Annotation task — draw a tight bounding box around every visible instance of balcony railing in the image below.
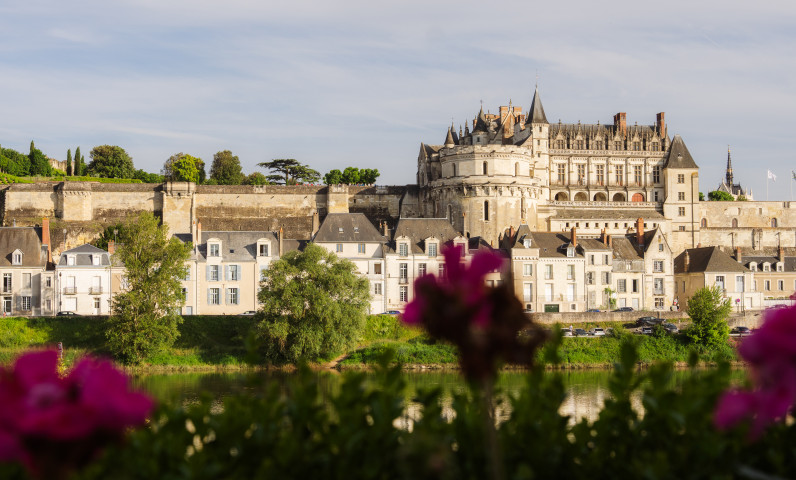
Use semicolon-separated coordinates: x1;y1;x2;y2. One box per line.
63;287;77;295
89;286;103;295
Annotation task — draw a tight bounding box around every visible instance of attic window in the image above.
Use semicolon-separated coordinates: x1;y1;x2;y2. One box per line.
338;227;344;233
92;255;100;266
523;239;531;248
209;243;220;257
12;252;21;265
567;247;575;258
398;243;408;257
354;227;359;233
67;255;75;266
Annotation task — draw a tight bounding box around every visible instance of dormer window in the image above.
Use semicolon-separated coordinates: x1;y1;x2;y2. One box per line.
338;227;344;233
398;243;408;257
427;242;437;257
750;262;757;272
354;227;359;233
67;255;76;266
763;263;771;272
209;243;220;257
566;246;575;258
523;239;531;248
777;263;784;272
258;242;270;257
92;255;101;266
11;250;22;265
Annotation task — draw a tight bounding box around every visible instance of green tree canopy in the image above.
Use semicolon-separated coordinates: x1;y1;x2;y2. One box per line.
258;159;320;185
685;285;732;349
324;169;343;185
256;243;370;362
74;147;83;176
341;167;360;184
28;144;53;176
133;169;165;183
209;150;244;185
87;145;135;179
708;190;734;201
0;147;31;176
66;149;73;176
163;153;205;183
106;213;191;364
698;192;704;201
359;168;379;184
243;172;269;185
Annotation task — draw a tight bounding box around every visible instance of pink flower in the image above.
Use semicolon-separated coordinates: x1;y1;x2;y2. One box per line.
714;304;796;436
0;350;154;477
402;245;547;381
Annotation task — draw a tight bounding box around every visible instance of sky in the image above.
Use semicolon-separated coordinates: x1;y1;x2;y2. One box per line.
1;0;795;199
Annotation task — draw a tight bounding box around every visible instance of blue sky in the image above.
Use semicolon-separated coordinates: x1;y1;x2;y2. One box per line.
1;0;795;199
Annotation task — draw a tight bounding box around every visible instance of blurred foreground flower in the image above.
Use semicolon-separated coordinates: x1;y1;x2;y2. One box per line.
715;304;796;437
0;350;154;479
403;245;548;382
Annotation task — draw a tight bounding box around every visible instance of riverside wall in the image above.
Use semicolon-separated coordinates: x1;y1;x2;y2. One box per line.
0;182;408;253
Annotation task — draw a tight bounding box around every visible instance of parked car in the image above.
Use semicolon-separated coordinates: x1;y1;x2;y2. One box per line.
640;326;654;335
731;326;751;336
574;328;588;337
56;311;77;317
382;310;401;315
586;309;601;313
238;311;257;316
636;316;663;327
561;328;573;337
662;323;679;334
590;328;606;337
613;307;634;312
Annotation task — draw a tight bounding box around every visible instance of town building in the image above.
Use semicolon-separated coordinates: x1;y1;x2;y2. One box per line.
0;222;54;316
727;246;795;305
673;246;762;310
55;244;119;315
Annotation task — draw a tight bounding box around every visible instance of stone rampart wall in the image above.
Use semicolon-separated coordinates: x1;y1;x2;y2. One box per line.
528;310;688;326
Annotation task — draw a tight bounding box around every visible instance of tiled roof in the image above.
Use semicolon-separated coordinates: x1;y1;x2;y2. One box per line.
388;217;463;254
529;232;582;258
674;246;749;274
313;213;385;244
58;243;110;266
0;227;46;267
198;231;280;261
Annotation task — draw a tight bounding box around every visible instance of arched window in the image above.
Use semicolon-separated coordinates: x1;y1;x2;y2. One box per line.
772;218;778;228
700;218;708;228
593;192;607;201
554;192;568;201
483;162;488;175
574;192;588;201
484;200;489;221
612;193;626;202
731;218;738;228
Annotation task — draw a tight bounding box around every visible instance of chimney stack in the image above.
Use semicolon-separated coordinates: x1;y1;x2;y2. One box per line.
684;250;690;272
383;221;389;237
735;247;742;264
41;217;51;263
107;240;115;255
509;225;515;239
636;218;644;247
311;211;320;237
570;227;577;247
279;227;284;257
606;234;612;248
600;228;607;245
779;246;785;261
656;112;666;136
196;221;202;247
614;112;627;136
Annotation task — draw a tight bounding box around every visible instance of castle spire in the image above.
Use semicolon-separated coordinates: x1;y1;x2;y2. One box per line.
444;126;455;147
528;85;548;124
725;146;734;186
473;105;488;133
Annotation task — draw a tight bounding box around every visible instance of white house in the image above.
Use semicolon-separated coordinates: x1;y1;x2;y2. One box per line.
55;244;117;315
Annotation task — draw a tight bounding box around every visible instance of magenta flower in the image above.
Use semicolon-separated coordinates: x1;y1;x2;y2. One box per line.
402;245;547;382
714;304;796;436
0;350;154;478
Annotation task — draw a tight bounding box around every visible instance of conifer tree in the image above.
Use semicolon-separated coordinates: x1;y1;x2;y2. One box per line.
74;147;82;176
66;149;73;176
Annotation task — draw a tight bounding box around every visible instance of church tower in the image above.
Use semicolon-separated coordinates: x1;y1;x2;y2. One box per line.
725;147;734;187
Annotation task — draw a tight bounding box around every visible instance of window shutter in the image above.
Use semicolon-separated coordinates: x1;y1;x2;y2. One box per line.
224;288;228;305
225;265;230;281
207;289;212;305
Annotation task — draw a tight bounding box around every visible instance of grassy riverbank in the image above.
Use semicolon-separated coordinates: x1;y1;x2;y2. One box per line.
0;315;737;369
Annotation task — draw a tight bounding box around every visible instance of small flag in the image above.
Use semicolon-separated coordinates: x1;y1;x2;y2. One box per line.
792;170;796;181
768;170;777;181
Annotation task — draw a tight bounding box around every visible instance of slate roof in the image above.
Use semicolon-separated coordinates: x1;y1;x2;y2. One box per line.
529;232;583;258
528;87;548;124
665;135;698;169
0;227;47;267
506;224;537;249
313;213;385;244
387;218;463;254
58;244;111;267
551;209;665;220
611;236;643;261
197;231;280;261
720;247;796;272
578;238;612;251
674;246;749;274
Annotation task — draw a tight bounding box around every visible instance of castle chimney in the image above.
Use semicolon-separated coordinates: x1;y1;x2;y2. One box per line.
196;221;202;247
600;228;606;245
41;217;51;263
312;211;320;237
684;250;690;272
509;225;515;239
614;112;627;136
570;227;577;247
383;221;389;237
779;246;785;261
636;218;644;247
656;112;666;136
107;240;115;255
735;247;742;264
606;234;612;248
279;227;284;257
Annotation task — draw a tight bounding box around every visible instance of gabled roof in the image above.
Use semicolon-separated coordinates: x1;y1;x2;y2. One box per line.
529;232;582;258
611;236;643;261
313;213;385;244
507;224;537;249
528;86;548;124
196;231;281;261
578;238;612;251
665;135;698;169
58;243;111;266
388;217;463;254
0;227;46;267
674;246;749;274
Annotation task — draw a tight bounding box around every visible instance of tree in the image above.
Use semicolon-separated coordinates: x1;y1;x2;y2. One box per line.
66;149;73;176
359;168;379;184
737;195;748;201
256;243;370;362
685;285;732;349
243;172;269;185
106;213;191;364
341;167;360;185
209;150;244;185
163;153;205;183
0;147;30;176
28;142;52;176
324;169;343;185
74;147;83;176
708;190;734;202
87;145;135;179
133;169;165;183
258;159;320;185
698;192;704;201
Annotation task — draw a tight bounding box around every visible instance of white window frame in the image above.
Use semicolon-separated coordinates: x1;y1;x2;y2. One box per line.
209;243;220;257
